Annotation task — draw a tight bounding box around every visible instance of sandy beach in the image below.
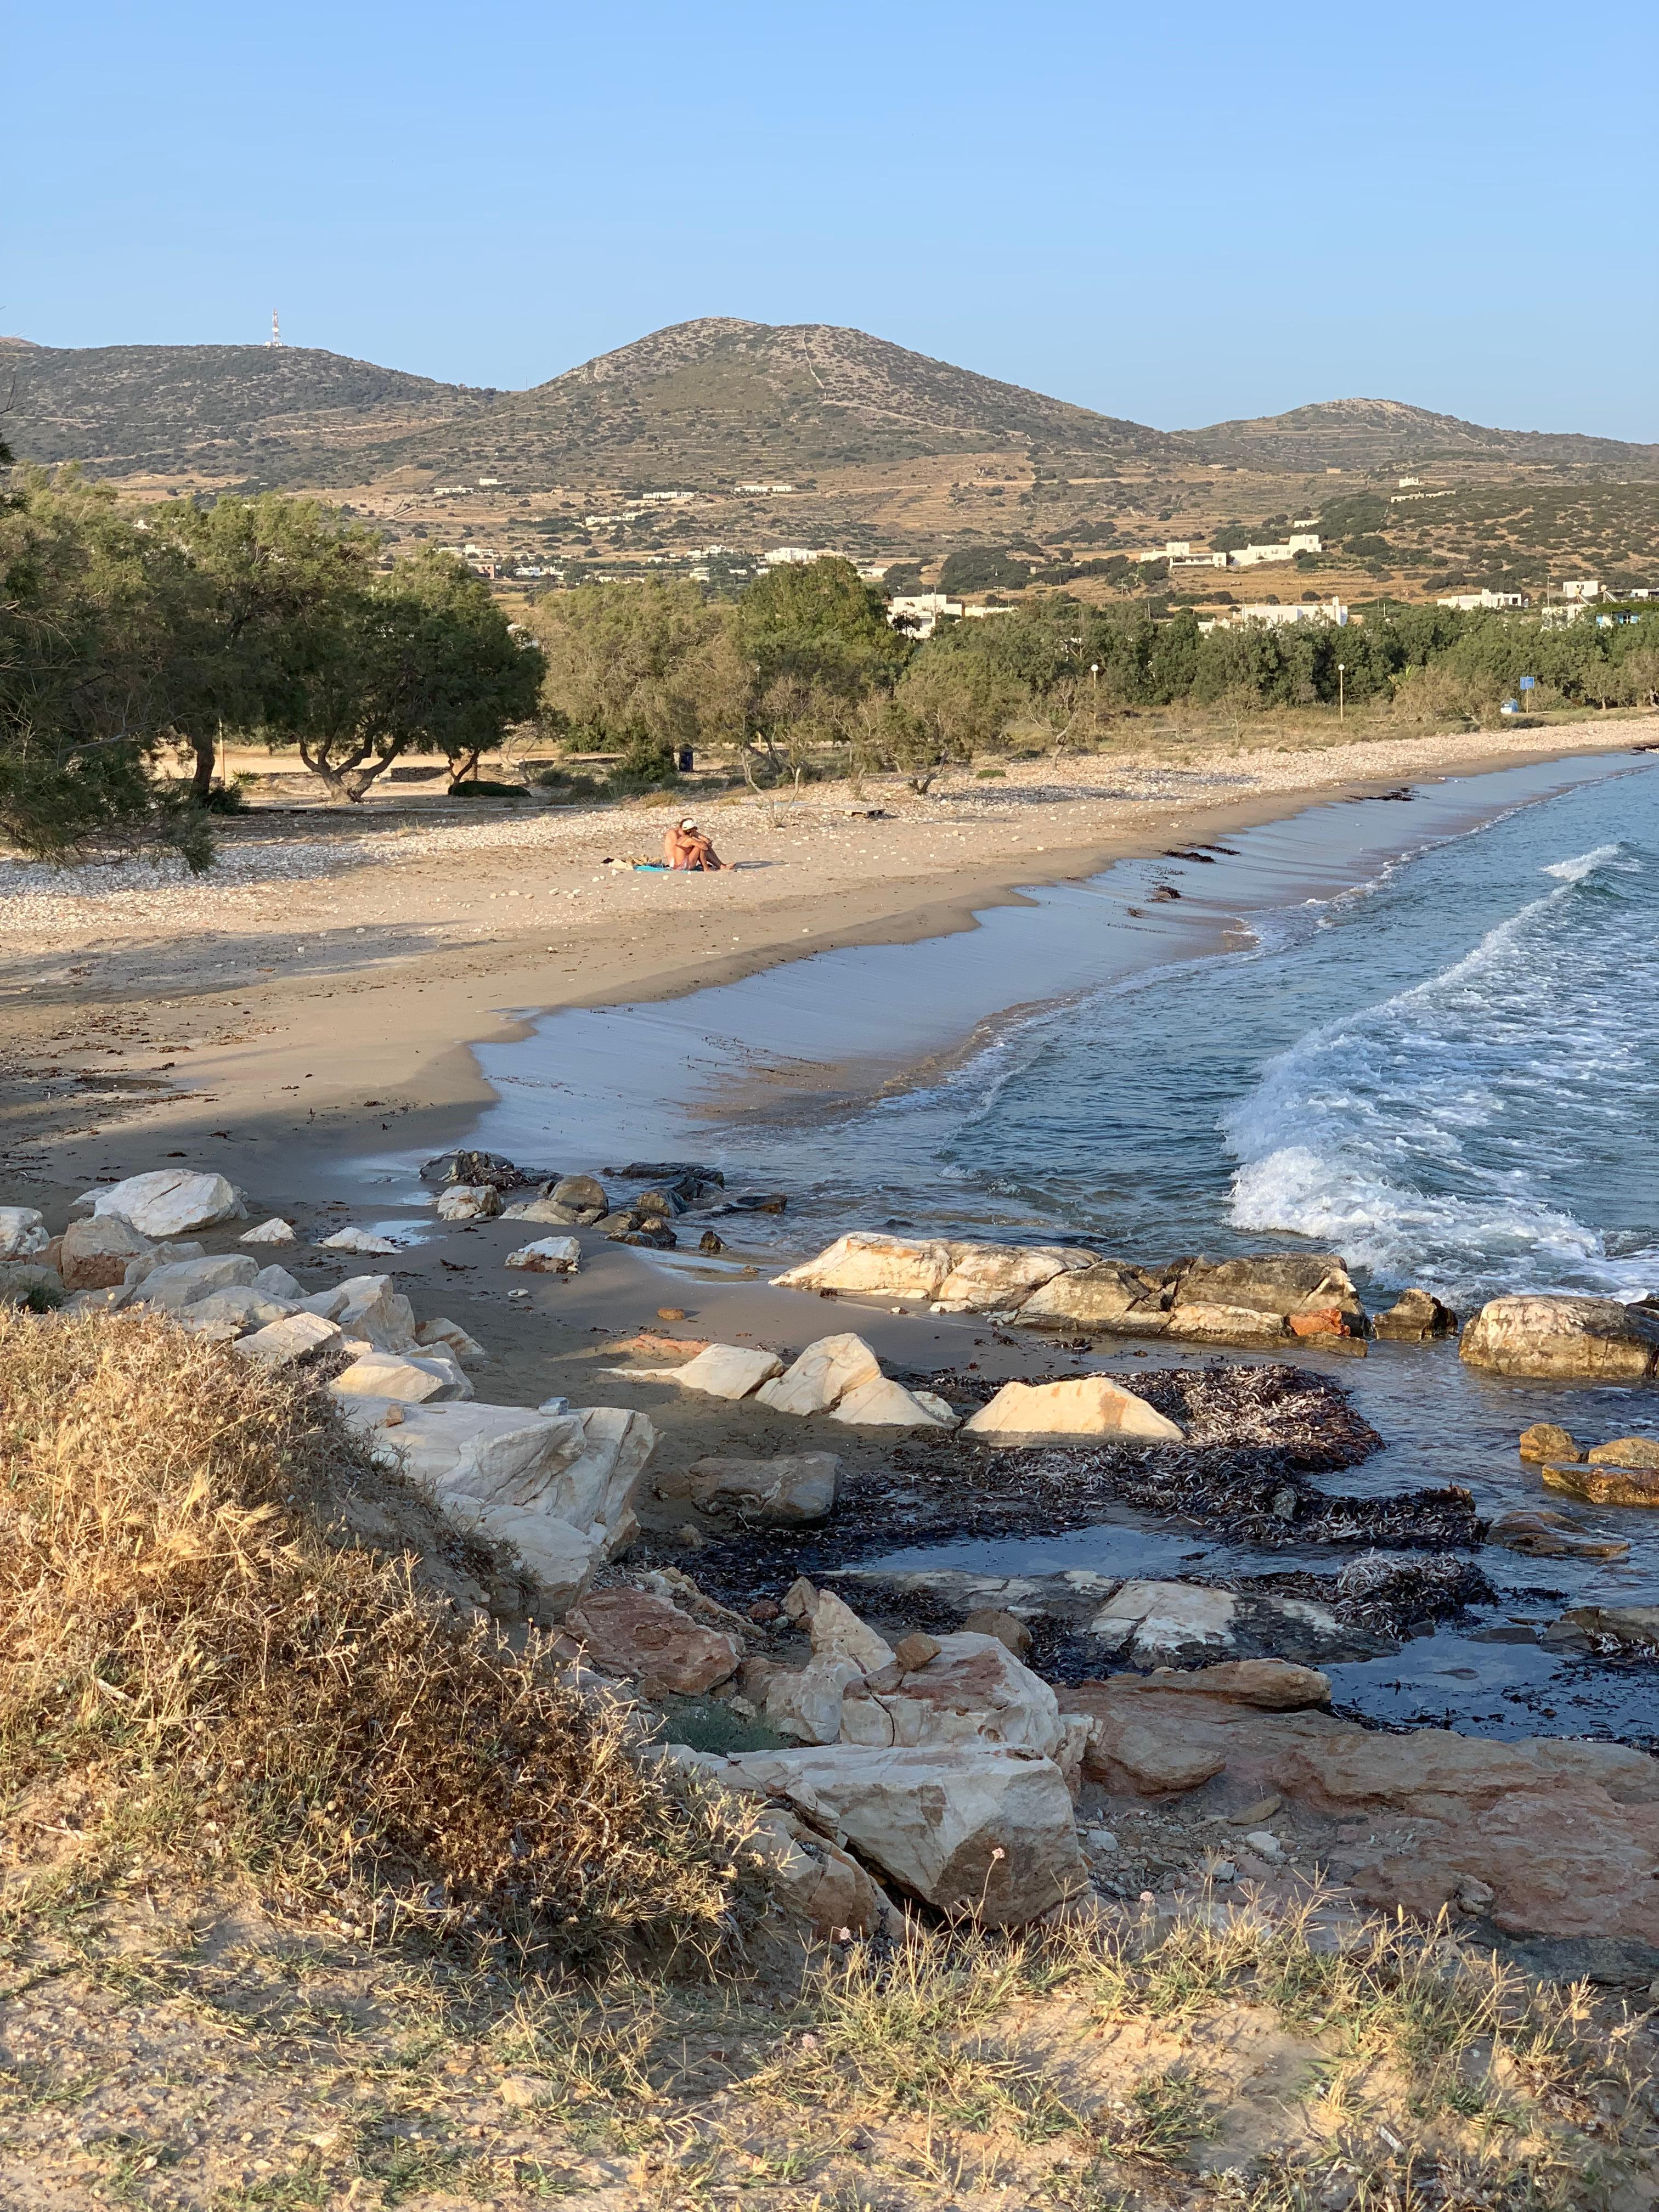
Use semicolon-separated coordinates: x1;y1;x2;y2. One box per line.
4;715;1656;1210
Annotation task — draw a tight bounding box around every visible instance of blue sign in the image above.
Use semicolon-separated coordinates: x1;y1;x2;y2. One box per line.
1519;674;1536;690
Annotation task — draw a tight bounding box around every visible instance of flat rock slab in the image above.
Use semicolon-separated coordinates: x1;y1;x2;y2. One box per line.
1542;1460;1659;1506
239;1311;342;1368
567;1586;741;1696
686;1452;841;1523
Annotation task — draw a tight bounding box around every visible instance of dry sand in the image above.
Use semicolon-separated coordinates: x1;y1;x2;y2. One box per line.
4;716;1655;1214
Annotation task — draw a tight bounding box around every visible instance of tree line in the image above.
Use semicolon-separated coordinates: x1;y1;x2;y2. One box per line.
5;458;1656;868
0;466;540;867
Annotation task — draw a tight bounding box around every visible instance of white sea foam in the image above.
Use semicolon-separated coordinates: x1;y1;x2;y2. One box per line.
1224;842;1659;1301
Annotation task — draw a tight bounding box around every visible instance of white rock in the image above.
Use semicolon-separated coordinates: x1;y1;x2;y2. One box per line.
319;1227;401;1255
771;1232;958;1300
239;1217;297;1246
933;1244;1092;1311
82;1170;246;1238
1165;1303;1290;1346
1244;1830;1284;1861
436;1183;502;1222
1090;1581;1239;1661
334;1274;419;1352
857;1633;1066;1760
610;1342;783;1400
297;1285;351;1319
765;1654;866;1744
752;1332;881;1416
172;1287;300;1335
963;1376;1183;1442
727;1743;1087;1927
415;1316;489;1369
331;1349;473;1404
340;1398;655;1612
0;1208;49;1260
128;1253;260;1310
808;1588;897;1677
59;1215;155;1290
239;1311;343;1368
251;1264;302;1299
505;1235;580;1273
830;1375;957;1428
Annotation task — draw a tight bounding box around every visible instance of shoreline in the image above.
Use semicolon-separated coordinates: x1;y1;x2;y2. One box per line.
3;718;1654;1212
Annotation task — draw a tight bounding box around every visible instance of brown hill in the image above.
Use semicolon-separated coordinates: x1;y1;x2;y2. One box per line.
0;341;498;482
349;317;1177;489
1184;396;1659;478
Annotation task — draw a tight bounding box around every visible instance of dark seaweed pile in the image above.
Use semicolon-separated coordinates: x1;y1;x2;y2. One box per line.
674;1362;1485;1619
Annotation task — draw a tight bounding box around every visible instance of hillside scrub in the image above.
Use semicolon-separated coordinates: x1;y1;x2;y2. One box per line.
0;1306;760;1972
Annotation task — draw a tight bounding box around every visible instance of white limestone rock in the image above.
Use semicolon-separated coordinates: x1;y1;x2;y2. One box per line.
239;1217;297;1246
330;1349;473;1404
80;1170;246;1238
686;1452;840;1524
171;1286;301;1336
1090;1581;1239;1662
436;1183;502;1222
319;1226;401;1256
128;1253;260;1310
753;1331;881;1417
830;1375;958;1428
239;1311;343;1368
505;1235;580;1274
0;1208;49;1261
334;1274;419;1352
963;1375;1183;1442
415;1316;490;1369
933;1244;1092;1311
845;1632;1066;1760
771;1232;958;1301
727;1743;1086;1927
765;1655;866;1745
251;1264;303;1299
609;1342;783;1400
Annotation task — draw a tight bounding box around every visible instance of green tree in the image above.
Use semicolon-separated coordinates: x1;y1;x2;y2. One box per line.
0;467;211;868
527;577;737;763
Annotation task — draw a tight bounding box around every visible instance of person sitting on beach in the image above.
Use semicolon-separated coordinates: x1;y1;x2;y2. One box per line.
663;817;724;871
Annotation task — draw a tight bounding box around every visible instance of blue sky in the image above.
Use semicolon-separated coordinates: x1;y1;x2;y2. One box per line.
8;1;1655;438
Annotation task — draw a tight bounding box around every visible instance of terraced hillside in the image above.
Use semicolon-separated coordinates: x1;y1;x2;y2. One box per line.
0;338;498;482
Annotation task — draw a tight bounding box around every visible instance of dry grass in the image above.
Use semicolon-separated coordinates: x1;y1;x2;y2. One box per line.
0;1306;762;1972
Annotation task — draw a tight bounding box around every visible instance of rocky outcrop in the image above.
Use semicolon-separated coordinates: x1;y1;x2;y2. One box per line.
725;1742;1086;1927
773;1234;1372;1344
567;1587;741;1696
1460;1296;1659;1383
683;1453;841;1523
962;1375;1183;1442
77;1169;246;1238
1541;1460;1659;1506
1066;1668;1659;1951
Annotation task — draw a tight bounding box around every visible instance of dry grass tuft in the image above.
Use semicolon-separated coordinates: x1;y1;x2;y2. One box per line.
0;1306;761;1971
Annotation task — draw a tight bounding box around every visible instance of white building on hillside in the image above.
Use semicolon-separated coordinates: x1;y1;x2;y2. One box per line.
1560;579;1601;600
766;546;826;565
1228;533;1322;569
1437;589;1529;611
1201;597;1347;632
888;593;962;639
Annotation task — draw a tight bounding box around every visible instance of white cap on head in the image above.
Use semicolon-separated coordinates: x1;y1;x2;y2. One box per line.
680;817;698;830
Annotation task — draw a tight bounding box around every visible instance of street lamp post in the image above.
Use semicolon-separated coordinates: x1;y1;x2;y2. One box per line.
1338;662;1346;722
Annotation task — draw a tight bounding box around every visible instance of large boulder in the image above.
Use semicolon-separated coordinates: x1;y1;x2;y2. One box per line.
501;1197;583;1225
727;1743;1087;1927
829;1375;957;1428
239;1311;342;1368
319;1226;400;1255
1167;1304;1293;1345
1542;1460;1659;1507
58;1214;154;1290
765;1654;867;1745
1460;1296;1659;1383
772;1232;957;1301
747;1809;894;1939
0;1207;50;1261
753;1332;880;1416
171;1286;302;1337
962;1376;1183;1442
1169;1252;1367;1333
80;1169;246;1238
1589;1435;1659;1468
340;1399;654;1612
505;1235;580;1273
334;1274;420;1352
239;1217;296;1245
567;1587;741;1696
685;1452;841;1524
1019;1262;1171;1332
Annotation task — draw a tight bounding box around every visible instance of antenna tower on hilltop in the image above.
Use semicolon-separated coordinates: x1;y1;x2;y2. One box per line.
268;309;283;349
